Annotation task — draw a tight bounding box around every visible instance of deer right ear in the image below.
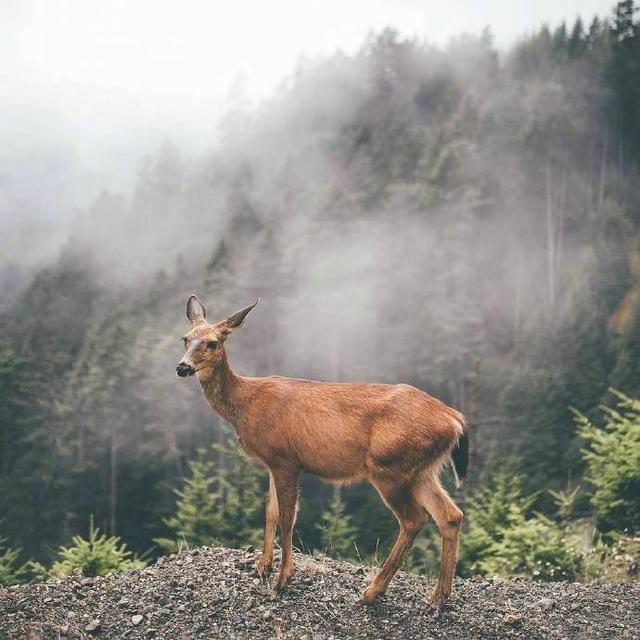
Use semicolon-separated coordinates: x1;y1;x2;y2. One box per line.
186;294;206;325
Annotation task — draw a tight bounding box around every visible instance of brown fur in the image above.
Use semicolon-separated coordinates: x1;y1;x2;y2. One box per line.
178;295;466;608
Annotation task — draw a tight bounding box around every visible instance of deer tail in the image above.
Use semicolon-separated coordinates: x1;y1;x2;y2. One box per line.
450;419;469;488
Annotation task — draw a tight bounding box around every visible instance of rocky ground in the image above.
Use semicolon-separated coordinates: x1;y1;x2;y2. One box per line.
0;546;638;639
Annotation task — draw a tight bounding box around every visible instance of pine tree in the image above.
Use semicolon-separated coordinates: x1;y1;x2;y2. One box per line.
575;389;640;535
155;441;266;553
31;518;145;580
316;496;358;560
0;532;29;586
154;453;222;553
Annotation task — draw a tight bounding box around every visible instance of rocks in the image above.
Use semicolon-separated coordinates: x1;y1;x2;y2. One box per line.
0;547;638;639
84;618;101;633
537;597;554;611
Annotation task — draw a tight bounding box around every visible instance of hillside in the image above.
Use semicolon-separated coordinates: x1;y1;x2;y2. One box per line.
1;547;638;639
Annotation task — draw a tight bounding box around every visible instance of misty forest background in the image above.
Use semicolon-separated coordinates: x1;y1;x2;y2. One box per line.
2;2;640;584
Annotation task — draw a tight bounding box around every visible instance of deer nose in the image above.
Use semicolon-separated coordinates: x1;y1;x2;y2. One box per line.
176;362;195;377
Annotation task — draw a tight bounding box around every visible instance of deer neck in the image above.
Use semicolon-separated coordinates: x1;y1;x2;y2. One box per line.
198;350;243;424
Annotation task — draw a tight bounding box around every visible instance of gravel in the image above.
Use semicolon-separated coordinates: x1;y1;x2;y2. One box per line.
0;546;638;639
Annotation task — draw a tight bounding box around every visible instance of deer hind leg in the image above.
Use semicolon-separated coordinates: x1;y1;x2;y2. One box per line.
362;475;428;604
271;467;299;592
256;471;279;577
414;473;463;610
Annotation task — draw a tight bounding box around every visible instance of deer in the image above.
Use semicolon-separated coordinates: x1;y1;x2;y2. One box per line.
176;295;469;610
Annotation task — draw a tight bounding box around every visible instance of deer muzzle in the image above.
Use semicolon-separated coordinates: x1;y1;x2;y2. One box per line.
176;362;195;377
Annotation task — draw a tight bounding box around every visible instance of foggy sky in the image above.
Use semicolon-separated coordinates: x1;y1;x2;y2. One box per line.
0;0;615;266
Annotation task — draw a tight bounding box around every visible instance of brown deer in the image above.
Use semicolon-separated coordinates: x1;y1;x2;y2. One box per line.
176;295;469;609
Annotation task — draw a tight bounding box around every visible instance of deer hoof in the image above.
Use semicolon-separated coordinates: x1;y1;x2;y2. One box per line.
361;584;382;605
255;558;272;578
273;569;293;592
429;590;449;612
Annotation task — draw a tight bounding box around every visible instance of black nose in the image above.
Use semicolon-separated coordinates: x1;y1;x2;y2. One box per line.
176;363;194;377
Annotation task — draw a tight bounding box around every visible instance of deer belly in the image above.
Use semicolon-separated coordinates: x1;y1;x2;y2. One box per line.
295;436;369;481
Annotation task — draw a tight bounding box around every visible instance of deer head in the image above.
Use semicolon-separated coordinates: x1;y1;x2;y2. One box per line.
176;294;259;377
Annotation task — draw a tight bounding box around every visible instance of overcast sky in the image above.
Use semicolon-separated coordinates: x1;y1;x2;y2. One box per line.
0;0;615;224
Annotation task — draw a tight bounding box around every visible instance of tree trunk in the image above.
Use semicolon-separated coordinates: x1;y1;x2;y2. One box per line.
514;251;524;341
77;423;85;466
109;430;117;535
598;125;608;206
546;158;556;311
556;170;567;285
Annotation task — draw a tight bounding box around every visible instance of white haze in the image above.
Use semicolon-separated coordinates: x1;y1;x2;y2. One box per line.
1;0;612;267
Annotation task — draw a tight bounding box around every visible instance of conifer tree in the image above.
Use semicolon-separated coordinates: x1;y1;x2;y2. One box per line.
316;496;358;560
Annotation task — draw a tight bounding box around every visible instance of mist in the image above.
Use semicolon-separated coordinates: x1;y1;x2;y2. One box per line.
0;0;612;273
1;0;639;567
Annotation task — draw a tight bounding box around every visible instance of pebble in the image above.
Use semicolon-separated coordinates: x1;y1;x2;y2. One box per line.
85;618;100;632
0;547;638;639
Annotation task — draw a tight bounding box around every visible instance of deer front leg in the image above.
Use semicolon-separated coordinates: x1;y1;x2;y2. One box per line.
256;471;278;577
272;467;299;592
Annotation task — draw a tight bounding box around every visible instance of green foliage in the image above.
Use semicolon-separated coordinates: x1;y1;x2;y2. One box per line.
459;474;584;581
0;535;30;586
477;513;584;581
153;453;220;553
459;474;535;574
316;495;358;560
595;535;640;581
155;439;266;553
575;390;640;535
2;3;640;579
31;519;145;580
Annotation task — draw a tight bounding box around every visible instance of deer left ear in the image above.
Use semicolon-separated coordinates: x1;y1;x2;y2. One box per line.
186;294;207;325
220;298;260;334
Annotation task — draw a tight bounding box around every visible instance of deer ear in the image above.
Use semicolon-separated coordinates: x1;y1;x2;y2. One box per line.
220;298;260;334
186;294;206;325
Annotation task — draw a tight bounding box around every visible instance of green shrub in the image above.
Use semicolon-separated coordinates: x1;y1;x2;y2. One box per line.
585;536;640;582
459;473;535;574
31;519;146;580
316;495;358;560
154;454;221;553
478;512;584;581
459;474;584;581
155;440;266;553
0;535;30;586
575;389;640;535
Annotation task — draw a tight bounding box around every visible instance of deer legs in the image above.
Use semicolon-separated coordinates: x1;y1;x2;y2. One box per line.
255;466;462;608
255;472;279;577
362;477;428;604
414;475;463;609
270;467;299;591
362;473;463;610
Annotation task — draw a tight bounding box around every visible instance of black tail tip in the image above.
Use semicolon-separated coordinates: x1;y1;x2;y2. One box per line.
452;432;469;485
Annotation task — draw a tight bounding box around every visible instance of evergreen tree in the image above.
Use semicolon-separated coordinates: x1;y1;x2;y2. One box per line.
155;441;266;553
154;453;221;553
0;531;30;586
575;390;640;535
31;518;146;580
316;496;358;560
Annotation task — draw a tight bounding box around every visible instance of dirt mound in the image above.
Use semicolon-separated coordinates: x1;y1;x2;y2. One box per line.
1;546;638;639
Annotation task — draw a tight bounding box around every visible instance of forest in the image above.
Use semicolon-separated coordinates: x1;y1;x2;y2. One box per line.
1;1;640;586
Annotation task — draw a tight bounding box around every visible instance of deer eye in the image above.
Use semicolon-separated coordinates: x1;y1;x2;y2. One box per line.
207;340;219;350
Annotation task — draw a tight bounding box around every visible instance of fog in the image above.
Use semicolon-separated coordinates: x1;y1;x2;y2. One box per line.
1;0;612;271
2;0;637;562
